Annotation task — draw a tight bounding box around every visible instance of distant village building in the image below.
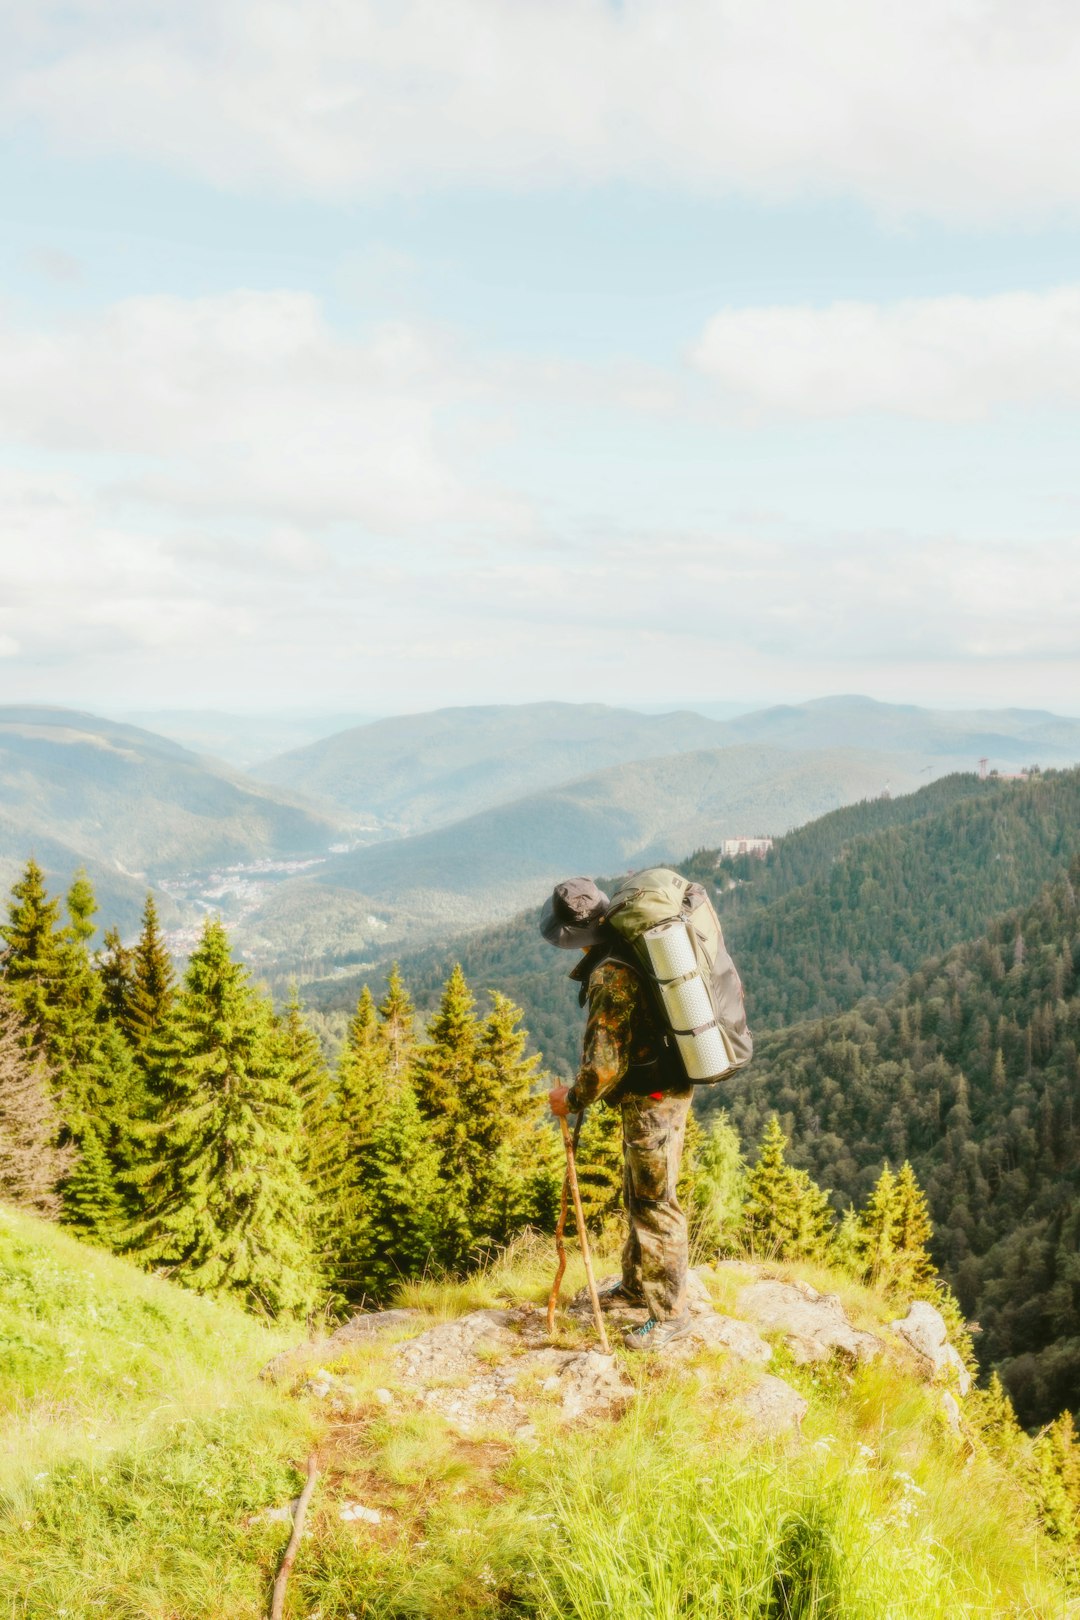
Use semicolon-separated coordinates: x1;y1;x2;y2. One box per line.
721;836;774;859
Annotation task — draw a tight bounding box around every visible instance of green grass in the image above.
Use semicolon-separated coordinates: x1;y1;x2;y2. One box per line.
2;1208;1077;1619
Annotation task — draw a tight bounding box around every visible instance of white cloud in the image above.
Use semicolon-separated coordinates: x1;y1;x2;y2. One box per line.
692;285;1080;419
6;1;1080;219
0;291;515;531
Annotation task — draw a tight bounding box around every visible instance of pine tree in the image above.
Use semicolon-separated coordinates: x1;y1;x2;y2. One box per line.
743;1116;798;1254
65;868;97;946
743;1115;834;1260
0;858;65;1051
412;965;478;1264
0;989;74;1216
461;991;558;1249
98;927;135;1030
338;1078;442;1300
856;1164;899;1277
127;893;175;1053
135;919;317;1317
1031;1412;1080;1542
685;1110;746;1258
280;985;345;1229
378;964;415;1078
893;1160;936;1285
63;1122;127;1246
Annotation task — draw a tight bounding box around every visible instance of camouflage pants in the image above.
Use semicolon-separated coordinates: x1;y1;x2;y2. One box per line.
620;1087;693;1321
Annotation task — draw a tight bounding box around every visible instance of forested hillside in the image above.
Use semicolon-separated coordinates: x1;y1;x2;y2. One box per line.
720;767;1080;1028
319;769;1076;1078
719;860;1080;1428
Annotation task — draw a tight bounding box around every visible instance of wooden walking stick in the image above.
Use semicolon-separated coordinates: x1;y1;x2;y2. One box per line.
547;1107;610;1354
269;1453;318;1620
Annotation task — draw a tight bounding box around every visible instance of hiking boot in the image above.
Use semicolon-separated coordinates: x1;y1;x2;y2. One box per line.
622;1314;693;1353
596;1279;647;1312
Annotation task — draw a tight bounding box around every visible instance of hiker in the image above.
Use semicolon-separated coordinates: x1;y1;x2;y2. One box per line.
541;877;694;1352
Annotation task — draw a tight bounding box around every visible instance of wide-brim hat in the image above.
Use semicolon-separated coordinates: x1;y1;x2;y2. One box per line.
539;877;610;950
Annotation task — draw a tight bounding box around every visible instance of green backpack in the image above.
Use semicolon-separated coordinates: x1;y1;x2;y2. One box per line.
605;867;753;1085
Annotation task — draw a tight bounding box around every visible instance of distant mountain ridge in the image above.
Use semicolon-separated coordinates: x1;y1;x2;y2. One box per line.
251;701;731;833
253;695;1080;834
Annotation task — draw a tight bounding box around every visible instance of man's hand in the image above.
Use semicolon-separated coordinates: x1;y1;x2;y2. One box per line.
548;1084;572;1117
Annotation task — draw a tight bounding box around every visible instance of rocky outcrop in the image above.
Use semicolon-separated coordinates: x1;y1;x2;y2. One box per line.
736;1278;881;1366
328;1308;423;1348
740;1375;808;1436
261;1307;423;1384
392;1308;634;1436
890;1302;971;1395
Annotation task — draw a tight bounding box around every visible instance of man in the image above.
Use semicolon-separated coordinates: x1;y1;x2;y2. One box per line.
541;876;693;1352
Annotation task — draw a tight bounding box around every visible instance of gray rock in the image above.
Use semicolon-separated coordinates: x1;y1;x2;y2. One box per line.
394;1310;519;1385
740;1374;808;1436
556;1350;634;1421
260;1306;425;1384
676;1313;772;1364
328;1308;423;1348
391;1310;635;1436
737;1279;880;1365
890;1302;971;1396
300;1367;353;1414
940;1391;962;1434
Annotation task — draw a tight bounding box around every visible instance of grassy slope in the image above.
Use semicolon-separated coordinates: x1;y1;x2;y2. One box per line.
1;1209;1074;1619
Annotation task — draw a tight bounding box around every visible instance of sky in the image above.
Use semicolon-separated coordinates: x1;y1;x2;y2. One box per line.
1;0;1079;718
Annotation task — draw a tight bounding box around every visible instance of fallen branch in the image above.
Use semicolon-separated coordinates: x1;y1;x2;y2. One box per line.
269;1453;318;1620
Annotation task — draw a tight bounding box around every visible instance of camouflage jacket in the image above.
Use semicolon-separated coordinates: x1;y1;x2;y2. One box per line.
566;954;677;1110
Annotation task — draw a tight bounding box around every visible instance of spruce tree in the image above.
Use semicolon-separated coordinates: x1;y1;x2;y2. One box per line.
1032;1412;1080;1542
337;1078;442;1300
378;964;415;1078
412;965;478;1264
135;919;317;1317
127;893;175;1053
0;989;74;1216
280;985;345;1238
856;1164;899;1277
338;985;388;1123
65;868;97;946
893;1160;936;1285
98;927;135;1030
2;861;141;1213
462;991;558;1249
0;858;65;1050
63;1122;127;1246
686;1110;746;1258
743;1115;834;1260
743;1116;798;1254
787;1167;835;1262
